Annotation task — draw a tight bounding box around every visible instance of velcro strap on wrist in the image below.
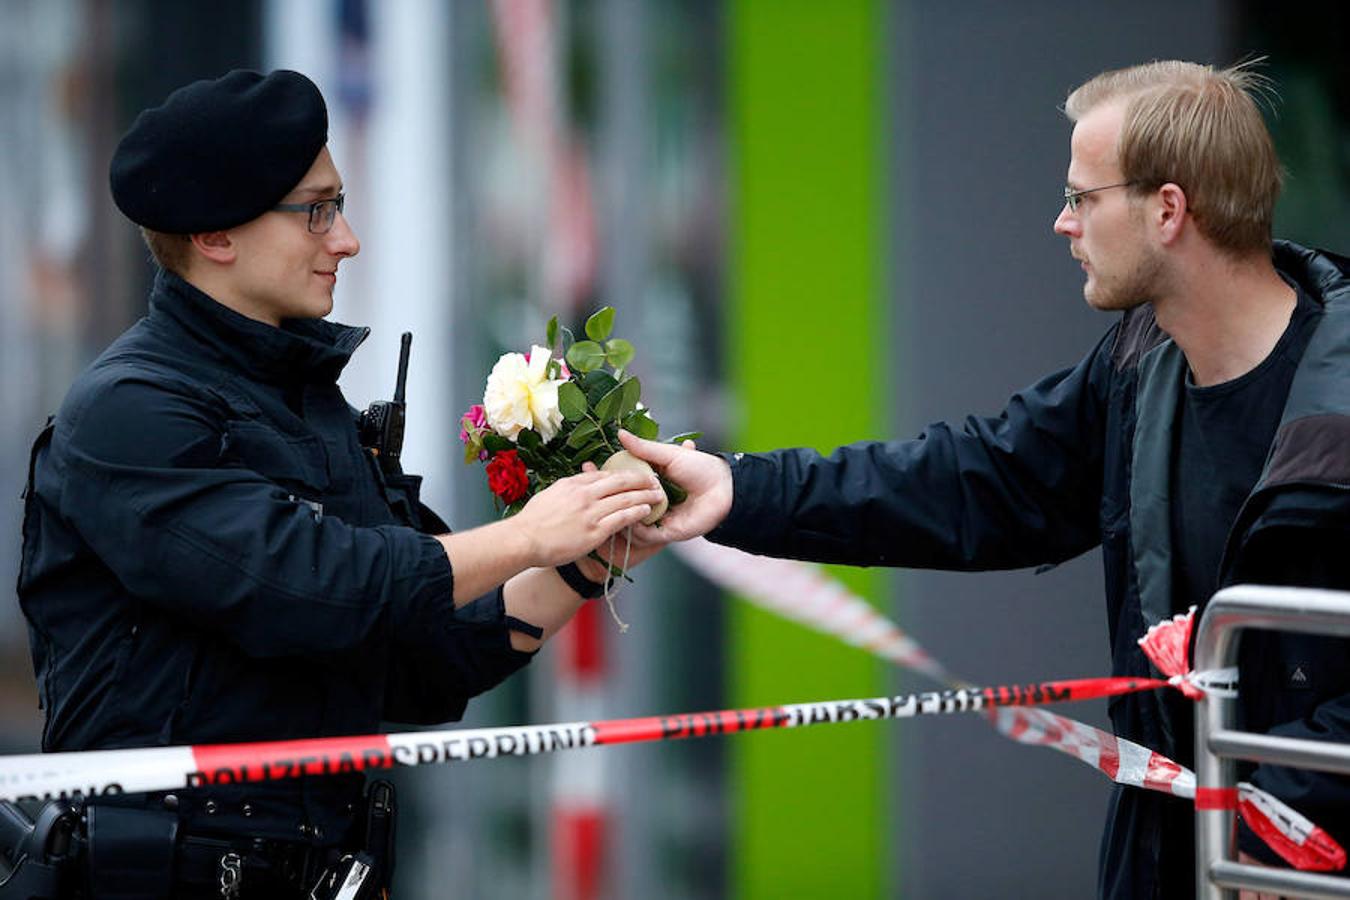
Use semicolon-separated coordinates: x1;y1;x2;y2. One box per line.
504;615;544;639
555;562;604;600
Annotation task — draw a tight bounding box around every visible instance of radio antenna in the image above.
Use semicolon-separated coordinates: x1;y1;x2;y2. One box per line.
394;332;412;404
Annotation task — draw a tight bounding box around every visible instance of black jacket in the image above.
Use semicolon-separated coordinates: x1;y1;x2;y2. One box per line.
708;242;1350;898
16;270;533;844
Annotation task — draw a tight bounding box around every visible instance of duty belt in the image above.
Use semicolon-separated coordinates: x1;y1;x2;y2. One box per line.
0;779;397;899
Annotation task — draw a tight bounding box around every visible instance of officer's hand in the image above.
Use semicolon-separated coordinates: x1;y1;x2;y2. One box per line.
569;461;663;580
617;430;732;545
514;469;665;568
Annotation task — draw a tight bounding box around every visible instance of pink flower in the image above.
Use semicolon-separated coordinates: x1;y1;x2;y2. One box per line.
459;404;487;444
459;404;490;462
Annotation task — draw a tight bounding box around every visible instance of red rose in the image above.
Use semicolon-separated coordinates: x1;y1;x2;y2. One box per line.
485;450;530;504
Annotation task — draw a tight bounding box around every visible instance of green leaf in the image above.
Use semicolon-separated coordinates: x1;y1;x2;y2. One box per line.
623;410;659;440
581;371;618;406
566;419;600;449
566;340;607;373
574;438;610;465
604;338;635;370
558;381;588;421
618;376;641;419
659;475;688;506
513;447;541;470
667;431;703;445
560;326;576;355
517;428;543;453
503;498;528;518
593;377;642;424
483;433;514;454
546;315;559;350
594;382;627;423
585;306;616;342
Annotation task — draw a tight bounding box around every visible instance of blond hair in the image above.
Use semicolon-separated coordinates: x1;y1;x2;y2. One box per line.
1065;60;1282;256
139;228;194;275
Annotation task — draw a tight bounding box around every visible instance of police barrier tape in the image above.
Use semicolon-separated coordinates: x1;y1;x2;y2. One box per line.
670;539;1346;871
0;677;1161;806
994;706;1346;871
672;538;957;684
2;547;1340;871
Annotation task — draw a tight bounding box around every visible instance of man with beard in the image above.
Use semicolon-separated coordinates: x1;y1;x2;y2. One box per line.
621;60;1350;899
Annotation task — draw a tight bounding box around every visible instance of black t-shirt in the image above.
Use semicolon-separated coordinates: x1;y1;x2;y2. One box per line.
1170;285;1320;622
1156;283;1319;895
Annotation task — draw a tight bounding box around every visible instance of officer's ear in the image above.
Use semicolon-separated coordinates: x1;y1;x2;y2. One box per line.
190;230;236;264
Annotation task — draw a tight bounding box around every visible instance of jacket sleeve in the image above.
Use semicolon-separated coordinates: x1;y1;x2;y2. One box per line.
355;426;532;722
382;587;537;724
1242;691;1350;868
707;325;1119;570
53;372;457;659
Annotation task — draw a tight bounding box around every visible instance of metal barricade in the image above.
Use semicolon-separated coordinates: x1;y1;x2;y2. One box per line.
1194;584;1350;899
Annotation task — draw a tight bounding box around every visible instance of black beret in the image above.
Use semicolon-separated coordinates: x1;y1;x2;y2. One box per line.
109;69;328;233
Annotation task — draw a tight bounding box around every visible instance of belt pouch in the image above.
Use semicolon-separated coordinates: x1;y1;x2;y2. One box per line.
85;806;178;900
363;780;396;889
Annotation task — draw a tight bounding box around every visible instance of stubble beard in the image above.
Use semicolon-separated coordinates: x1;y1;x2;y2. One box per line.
1084;243;1166;313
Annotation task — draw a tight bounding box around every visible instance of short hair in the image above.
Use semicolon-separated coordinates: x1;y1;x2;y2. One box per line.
1064;60;1282;257
139;228;194;275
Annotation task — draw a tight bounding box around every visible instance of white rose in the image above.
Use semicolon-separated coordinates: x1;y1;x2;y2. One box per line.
483;345;566;443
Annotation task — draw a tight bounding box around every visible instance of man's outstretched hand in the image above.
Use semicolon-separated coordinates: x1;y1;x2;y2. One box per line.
617;430;733;544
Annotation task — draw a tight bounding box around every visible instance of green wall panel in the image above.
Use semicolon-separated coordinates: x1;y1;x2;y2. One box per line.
727;1;888;897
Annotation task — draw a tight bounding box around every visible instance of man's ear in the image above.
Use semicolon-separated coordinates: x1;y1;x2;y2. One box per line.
190;230;236;264
1155;183;1188;246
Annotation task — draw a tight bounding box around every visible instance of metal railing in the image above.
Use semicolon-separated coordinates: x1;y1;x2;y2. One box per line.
1194;585;1350;899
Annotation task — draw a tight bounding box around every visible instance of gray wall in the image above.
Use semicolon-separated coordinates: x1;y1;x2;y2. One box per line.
889;2;1229;895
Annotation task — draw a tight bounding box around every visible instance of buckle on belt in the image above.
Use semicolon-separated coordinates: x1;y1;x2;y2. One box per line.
218;850;243;899
309;852;376;900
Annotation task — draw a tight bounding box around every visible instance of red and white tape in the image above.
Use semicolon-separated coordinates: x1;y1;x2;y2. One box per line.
1;541;1340;871
672;538;1343;872
0;678;1160;807
673;538;955;684
993;706;1345;871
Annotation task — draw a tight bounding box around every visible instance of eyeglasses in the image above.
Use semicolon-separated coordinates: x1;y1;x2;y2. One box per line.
272;193;345;233
1062;181;1135;213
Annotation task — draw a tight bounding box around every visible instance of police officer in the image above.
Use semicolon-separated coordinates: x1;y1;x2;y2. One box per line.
12;69;663;898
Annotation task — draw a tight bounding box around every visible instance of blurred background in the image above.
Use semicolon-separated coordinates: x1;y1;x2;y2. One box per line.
2;1;1348;897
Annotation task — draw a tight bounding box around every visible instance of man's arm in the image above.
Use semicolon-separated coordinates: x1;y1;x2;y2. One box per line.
1228;526;1350;875
624;324;1120;571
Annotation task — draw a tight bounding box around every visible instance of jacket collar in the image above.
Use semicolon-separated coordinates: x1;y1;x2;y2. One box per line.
1217;242;1350;580
1127;242;1350;596
147;269;369;385
1272;241;1350;427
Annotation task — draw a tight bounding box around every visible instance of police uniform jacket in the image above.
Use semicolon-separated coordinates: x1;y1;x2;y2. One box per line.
17;270;534;845
707;241;1350;899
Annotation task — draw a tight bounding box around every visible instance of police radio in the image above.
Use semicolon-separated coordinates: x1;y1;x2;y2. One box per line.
0;799;83;898
359;332;411;475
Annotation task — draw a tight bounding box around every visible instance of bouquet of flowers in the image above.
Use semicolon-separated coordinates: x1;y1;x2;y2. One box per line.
459;308;694;597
